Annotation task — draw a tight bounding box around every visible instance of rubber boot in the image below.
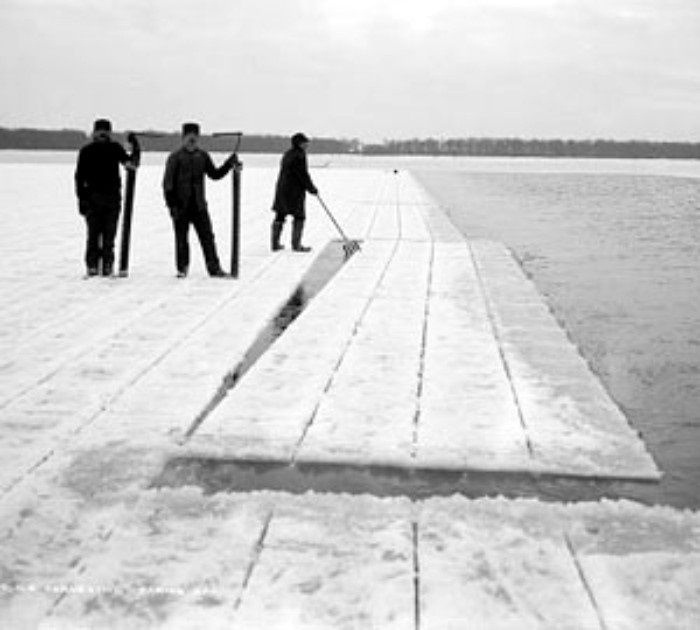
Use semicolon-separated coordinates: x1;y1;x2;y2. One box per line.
292;219;311;252
271;220;285;251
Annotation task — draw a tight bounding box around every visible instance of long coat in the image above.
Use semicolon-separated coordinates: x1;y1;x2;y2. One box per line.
163;147;231;217
272;146;317;220
75;139;130;208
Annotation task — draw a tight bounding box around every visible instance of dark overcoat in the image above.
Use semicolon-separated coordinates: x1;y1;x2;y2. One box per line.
75;140;130;208
272;146;317;219
163;147;231;216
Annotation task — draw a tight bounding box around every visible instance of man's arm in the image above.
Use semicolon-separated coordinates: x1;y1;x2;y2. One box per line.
74;147;90;214
162;152;178;209
204;152;235;180
74;148;85;199
124;133;141;170
292;152;318;195
113;142;133;169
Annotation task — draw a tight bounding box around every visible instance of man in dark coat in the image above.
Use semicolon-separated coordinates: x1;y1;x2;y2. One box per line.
74;118;136;277
271;132;318;252
163;122;237;278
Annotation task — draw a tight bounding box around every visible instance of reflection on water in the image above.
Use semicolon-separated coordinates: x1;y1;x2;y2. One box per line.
416;170;700;509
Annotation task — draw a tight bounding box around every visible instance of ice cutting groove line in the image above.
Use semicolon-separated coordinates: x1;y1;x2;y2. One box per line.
412;520;422;630
79;254;280;413
0;281;188;411
357;172;386;239
2;257;280;495
507;247;654;455
2;448;55;494
290;232;403;464
362;175;390;239
410;174;466;240
234;509;275;612
4;277;152;348
412;240;435;460
395;172;404;240
466;241;535;458
408;174;437;244
289;172;403;459
564;533;609;630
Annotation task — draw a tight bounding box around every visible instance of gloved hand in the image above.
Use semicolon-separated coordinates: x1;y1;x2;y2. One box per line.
126;132;141;169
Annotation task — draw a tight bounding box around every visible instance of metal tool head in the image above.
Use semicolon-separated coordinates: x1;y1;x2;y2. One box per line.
342;240;362;259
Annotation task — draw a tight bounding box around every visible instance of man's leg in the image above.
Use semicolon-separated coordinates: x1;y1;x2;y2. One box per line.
84;210;101;275
271;212;285;251
192;210;225;276
172;214;191;277
291;215;311;252
100;207;121;276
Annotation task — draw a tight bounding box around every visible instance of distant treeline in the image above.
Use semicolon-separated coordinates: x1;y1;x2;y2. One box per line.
2;126;700;159
0;127;356;154
362;137;700;159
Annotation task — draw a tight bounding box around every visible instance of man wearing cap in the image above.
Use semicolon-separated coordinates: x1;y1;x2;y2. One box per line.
271;132;318;252
74;118;137;277
162;122;237;278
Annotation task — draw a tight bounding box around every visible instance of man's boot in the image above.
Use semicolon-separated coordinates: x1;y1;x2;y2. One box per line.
292;219;311;252
271;221;285;251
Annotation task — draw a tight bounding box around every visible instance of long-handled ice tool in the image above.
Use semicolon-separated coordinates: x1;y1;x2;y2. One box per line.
213;131;243;277
316;195;361;256
118;131;163;277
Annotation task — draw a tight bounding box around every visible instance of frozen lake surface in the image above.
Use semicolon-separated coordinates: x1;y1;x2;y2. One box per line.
0;151;698;628
1;150;698;509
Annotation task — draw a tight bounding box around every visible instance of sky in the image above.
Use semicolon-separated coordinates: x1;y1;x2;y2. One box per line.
1;0;699;142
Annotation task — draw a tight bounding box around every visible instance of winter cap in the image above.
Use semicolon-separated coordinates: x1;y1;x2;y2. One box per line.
182;122;201;136
291;132;310;147
93;119;112;133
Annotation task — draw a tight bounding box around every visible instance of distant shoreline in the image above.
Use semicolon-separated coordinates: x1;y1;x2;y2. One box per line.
2;127;700;159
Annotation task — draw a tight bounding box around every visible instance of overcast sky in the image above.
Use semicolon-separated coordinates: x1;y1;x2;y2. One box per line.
1;0;699;141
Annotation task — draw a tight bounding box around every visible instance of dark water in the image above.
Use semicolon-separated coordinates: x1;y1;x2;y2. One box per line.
155;457;662;506
415;170;700;510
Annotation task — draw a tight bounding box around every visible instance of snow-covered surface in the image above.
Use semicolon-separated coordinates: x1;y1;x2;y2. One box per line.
0;160;690;629
470;239;661;478
417;241;531;469
0;162;376;491
191;171;659;479
2;468;699;629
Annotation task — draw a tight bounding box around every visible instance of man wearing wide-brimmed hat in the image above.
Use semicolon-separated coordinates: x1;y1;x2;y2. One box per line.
162;122;237;278
271;132;318;252
74;118;137;277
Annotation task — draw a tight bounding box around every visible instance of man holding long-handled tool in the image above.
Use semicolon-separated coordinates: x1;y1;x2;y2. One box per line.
316;194;362;258
75;119;138;278
212;131;243;278
271;132;318;253
117;131;164;277
162;122;237;278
